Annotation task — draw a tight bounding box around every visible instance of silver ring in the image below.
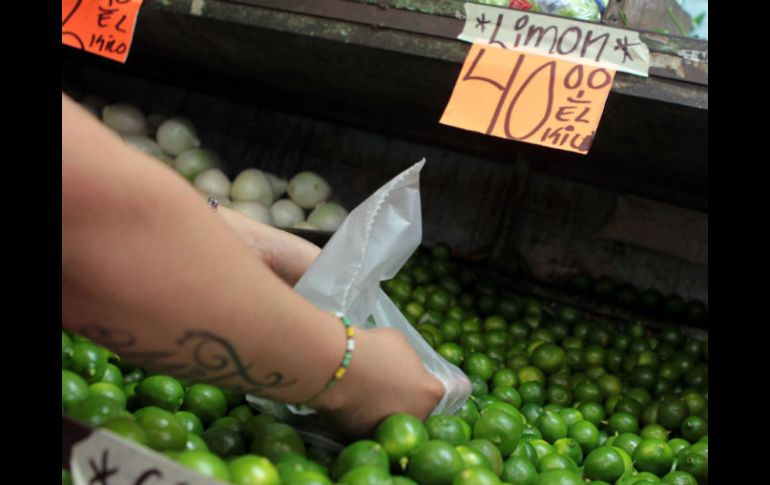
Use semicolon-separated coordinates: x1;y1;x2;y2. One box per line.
207;197;219;212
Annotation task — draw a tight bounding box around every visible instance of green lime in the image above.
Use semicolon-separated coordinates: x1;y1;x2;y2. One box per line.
99;364;124;387
633;439;674;476
484;315;507;332
596;374;622;398
462;317;482;334
548;369;572;389
574;382;603;403
417;323;444;345
426;415;472;446
209;416;243;434
538;452;576;473
331;440;390;481
69;395;123;427
492;386;521;408
501;455;537;484
533;470;583;485
70;340;110;383
407;440;464;485
545;384;572;407
567;420;599;455
519;381;546;406
626;388;653;407
468;439;504;476
675;450;707;484
460;332;486;353
203;427;245;459
376;413;429;467
136;375;184;412
474;409;523;456
172;411;202;436
608;412;639;434
185;434;209;452
176;450;231;481
522;425;542;442
464;353;495;381
612;433;642;457
680;416;707;442
583;447;626;482
134;406;188;451
455;400;480;428
680;390;707;418
442;320;464;343
243;414;277;443
470;375;489;397
452;466;501;485
583;347;606;368
101;416;147;445
339;465;391;485
228;404;255;424
89;382;127;409
227;454;281;485
182;384;227;426
520;403;544;425
483;402;525;427
577;402;605;425
492;368;519;389
518;366;546;385
455;445;492;469
667;438;690;456
528;439;555;465
510;441;538;463
552;437;583;467
535;411;568;443
438;342;465;367
660;470;698;485
558;409;583;428
658;399;690;431
62;369;90;411
614;397;643;419
404;301;426;323
251;422;305;462
640;424;669;441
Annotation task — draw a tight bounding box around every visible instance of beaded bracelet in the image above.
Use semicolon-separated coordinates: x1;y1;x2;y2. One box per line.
299;312;356;407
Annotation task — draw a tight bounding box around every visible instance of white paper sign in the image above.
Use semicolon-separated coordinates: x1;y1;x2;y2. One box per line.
459;2;650;77
71;429;227;485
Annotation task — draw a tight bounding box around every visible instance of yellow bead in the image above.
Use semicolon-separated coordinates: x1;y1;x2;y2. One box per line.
346;327;355;338
335;368;347;379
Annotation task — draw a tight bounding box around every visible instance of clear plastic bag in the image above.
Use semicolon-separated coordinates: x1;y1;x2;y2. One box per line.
247;160;471;434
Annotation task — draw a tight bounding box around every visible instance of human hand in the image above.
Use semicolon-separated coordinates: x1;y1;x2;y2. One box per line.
309;327;445;438
217;206;321;285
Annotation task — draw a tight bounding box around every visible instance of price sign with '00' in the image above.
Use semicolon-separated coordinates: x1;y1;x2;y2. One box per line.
440;44;615;154
62;0;144;63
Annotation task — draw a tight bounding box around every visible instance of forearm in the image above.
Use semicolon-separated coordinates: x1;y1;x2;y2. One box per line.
62;94;341;403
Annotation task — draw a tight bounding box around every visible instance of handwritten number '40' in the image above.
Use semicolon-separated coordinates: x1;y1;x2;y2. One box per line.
462;48;555;141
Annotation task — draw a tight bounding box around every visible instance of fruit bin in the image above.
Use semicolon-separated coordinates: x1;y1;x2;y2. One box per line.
62;1;707;484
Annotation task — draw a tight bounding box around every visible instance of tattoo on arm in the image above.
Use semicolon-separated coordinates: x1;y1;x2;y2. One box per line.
78;324;297;395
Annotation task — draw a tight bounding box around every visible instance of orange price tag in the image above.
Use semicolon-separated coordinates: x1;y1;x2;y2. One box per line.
440;43;615;154
62;0;144;63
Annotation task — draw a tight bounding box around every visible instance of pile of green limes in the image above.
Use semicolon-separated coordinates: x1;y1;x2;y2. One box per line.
62;244;707;485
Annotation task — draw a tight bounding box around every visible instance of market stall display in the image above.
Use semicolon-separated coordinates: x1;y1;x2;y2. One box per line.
63;245;707;484
61;1;707;484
